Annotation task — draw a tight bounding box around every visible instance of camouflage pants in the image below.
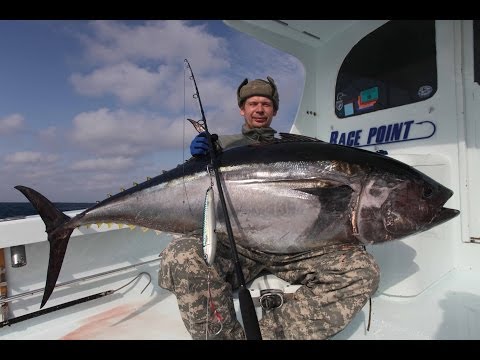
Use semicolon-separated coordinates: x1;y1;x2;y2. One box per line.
158;236;380;340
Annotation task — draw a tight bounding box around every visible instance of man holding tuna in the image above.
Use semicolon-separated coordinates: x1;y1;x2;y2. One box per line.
158;77;380;340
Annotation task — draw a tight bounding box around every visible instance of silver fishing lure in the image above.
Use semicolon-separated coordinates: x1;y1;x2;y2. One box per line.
202;185;217;266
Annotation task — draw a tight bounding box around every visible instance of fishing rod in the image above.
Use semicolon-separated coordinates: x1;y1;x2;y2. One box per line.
184;59;262;340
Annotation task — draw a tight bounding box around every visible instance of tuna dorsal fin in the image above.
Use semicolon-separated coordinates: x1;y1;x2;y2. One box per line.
278;133;326;143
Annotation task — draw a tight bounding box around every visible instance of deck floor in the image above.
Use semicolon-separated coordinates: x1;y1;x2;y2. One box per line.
1;268;479;340
333;268;480;340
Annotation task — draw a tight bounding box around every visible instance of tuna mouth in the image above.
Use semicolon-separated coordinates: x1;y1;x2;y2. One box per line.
430;207;460;227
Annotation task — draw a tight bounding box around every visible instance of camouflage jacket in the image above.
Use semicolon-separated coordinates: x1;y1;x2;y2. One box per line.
217;124;277;151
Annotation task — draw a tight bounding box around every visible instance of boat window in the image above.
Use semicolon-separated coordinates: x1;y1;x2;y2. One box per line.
474;20;480;84
335;20;437;118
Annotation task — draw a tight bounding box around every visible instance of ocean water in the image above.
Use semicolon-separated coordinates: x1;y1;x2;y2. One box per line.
0;202;95;220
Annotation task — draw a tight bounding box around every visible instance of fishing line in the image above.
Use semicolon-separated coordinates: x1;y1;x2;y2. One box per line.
367;297;372;331
181;63;195;229
362;245;373;332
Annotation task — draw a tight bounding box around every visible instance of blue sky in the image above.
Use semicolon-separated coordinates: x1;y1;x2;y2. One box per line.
0;20;305;202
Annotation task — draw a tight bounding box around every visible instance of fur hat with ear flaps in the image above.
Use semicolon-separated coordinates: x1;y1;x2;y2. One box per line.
237;76;279;110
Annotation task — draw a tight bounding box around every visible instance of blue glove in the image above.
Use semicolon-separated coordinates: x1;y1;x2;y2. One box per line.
190;132;210;157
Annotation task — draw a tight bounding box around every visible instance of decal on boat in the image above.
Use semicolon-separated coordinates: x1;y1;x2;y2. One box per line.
329;120;436;147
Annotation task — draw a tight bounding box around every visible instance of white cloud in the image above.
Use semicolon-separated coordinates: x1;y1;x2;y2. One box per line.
0;114;25;134
39;126;57;138
81;21;229;71
70;108;198;156
4;151;58;164
70;62;175;105
71;156;134;171
70;21;231;107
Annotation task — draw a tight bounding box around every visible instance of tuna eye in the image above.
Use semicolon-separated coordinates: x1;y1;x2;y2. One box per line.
423;187;433;199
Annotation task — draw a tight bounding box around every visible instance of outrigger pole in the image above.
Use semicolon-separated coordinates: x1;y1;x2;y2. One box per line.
184;59;262;340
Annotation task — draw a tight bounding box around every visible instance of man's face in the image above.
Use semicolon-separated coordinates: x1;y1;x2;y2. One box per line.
240;96;277;129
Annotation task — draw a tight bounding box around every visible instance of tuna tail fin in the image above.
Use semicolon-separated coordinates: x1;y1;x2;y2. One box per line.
14;185;73;308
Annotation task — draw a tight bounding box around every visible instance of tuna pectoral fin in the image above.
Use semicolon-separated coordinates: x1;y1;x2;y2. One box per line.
296;185;354;208
14;185;73;308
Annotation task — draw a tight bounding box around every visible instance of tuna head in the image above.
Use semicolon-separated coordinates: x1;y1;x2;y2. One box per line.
355;169;459;244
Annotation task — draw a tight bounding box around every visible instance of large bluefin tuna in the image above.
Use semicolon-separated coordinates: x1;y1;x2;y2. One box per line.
15;134;459;308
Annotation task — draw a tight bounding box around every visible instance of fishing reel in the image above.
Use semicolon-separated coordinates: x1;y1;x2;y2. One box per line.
259;289;284;311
